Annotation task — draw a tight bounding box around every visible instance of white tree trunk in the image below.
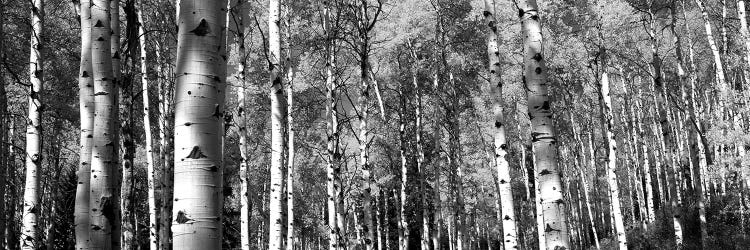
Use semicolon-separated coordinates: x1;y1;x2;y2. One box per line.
268;0;285;248
21;1;44;249
695;0;728;97
89;0;118;248
739;0;750;77
137;4;158;249
598;72;627;250
171;0;228;248
75;0;94;248
515;0;570;248
234;1;251;248
483;1;518;248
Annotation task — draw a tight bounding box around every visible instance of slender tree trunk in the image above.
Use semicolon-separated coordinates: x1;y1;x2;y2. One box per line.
324;3;342;248
170;0;228;248
739;0;750;79
6;118;17;250
21;0;44;248
110;0;122;246
286;49;296;250
571;120;600;250
398;79;409;250
234;1;251;248
137;3;159;249
268;0;285;248
633;89;656;223
531;145;545;250
597;72;627;249
695;0;728;97
483;1;518;248
356;3;377;249
515;0;569;248
75;0;94;248
118;1;136;248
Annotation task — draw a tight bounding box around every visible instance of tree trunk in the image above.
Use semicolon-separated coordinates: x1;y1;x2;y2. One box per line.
634;89;655;223
406;39;429;250
571;119;600;250
268;0;286;248
695;0;728;97
531;145;545;250
21;0;44;248
598;72;627;250
137;3;159;249
356;2;377;249
398;78;409;250
75;0;94;248
515;0;570;248
324;2;342;248
89;0;120;247
286;49;296;250
234;1;251;249
739;0;750;79
118;1;135;248
483;1;518;248
171;0;228;248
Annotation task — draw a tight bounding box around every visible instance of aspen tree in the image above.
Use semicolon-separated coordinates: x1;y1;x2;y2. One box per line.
285;19;296;249
88;0;121;247
268;0;286;248
75;0;94;248
116;0;134;247
170;0;228;248
398;72;410;250
514;0;569;247
571;119;600;250
695;0;728;97
483;0;518;248
21;0;44;248
233;0;251;248
324;1;342;247
352;2;382;249
739;0;750;77
597;70;626;249
137;2;158;248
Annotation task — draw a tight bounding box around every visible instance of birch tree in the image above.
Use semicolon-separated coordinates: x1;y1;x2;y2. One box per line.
171;0;228;248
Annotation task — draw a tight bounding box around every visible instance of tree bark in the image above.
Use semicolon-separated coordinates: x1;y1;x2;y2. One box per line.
695;0;728;97
89;0;120;247
171;0;228;248
234;1;251;249
137;3;159;249
75;0;94;248
268;0;286;248
21;0;44;248
515;0;570;248
324;5;341;249
483;1;518;248
597;72;627;250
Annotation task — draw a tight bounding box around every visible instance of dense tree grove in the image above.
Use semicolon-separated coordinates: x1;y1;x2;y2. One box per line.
1;0;749;249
